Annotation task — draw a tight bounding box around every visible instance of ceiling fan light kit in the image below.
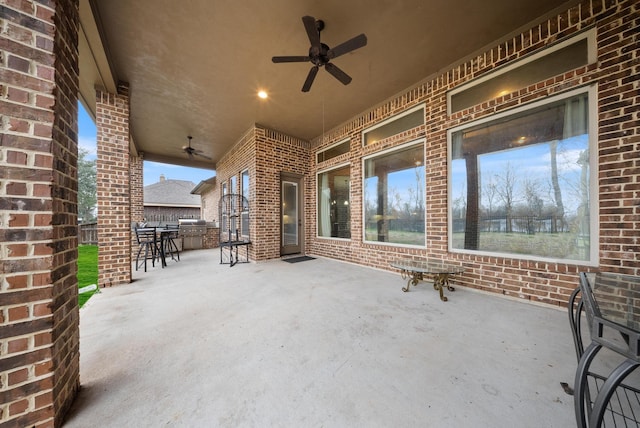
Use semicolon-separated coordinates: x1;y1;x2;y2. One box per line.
272;15;367;92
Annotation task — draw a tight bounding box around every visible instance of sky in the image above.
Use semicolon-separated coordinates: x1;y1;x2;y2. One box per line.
78;102;215;186
450;136;588;214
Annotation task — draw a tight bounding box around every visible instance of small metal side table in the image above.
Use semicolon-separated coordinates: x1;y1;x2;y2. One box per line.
570;272;640;427
389;259;464;302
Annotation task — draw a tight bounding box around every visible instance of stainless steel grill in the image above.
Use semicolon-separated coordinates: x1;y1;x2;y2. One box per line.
178;219;207;249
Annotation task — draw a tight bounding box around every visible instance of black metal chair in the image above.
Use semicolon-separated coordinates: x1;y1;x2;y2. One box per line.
134;227;159;271
568;286;640;427
162;224;180;262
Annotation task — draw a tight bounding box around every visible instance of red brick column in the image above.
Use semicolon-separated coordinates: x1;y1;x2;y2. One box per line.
0;0;80;426
96;83;132;287
596;0;640;274
130;153;144;257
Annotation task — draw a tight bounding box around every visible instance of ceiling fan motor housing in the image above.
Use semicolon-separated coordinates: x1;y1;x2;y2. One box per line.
310;43;331;66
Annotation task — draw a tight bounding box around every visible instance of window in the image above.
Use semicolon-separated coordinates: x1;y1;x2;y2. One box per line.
221;182;228;231
362;104;425;146
229;175;238;215
317;165;351;239
241;170;249;198
449;30;595;114
317;139;350;163
449;88;595;263
230;175;237;194
241;170;249;237
363;141;425;246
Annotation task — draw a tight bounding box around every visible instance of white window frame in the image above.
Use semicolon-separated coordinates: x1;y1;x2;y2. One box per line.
447;85;599;266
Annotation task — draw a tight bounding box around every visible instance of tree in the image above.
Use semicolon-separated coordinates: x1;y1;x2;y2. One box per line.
523;178;544;216
413;165;424;214
482;176;498;232
453;186;466;219
522;178;544;234
78;147;97;223
494;163;517;233
549;140;565;232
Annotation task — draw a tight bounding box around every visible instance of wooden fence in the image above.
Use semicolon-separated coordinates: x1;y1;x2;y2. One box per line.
78;222;98;245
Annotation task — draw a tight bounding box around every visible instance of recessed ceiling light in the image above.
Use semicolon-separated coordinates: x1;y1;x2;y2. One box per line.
258;90;268;99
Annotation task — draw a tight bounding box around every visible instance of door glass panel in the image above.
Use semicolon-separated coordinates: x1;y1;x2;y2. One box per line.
282;181;298;246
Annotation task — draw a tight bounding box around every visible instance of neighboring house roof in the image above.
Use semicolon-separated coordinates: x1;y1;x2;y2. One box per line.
191;176;216;195
144;178;201;207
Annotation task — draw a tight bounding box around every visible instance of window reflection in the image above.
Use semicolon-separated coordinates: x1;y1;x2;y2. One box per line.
450;92;591;261
364;142;425;246
318;165;351;239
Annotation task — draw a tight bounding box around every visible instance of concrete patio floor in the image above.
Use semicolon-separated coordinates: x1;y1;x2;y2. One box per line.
64;249;578;427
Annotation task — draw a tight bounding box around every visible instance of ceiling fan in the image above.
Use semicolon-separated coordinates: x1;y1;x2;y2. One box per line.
182;136;211;160
272;16;367;92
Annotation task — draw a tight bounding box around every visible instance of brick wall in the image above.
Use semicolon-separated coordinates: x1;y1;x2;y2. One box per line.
96;84;132;287
596;0;639;274
0;0;80;426
305;0;639;307
129;153;143;258
254;126;311;260
130;154;143;224
203;226;220;249
215;125;311;261
201;184;218;224
215;127;257;260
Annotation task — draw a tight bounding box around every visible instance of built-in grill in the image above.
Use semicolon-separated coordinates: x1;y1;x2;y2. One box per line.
178;219;207;250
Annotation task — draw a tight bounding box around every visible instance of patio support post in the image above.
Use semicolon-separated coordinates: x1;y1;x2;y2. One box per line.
464;153;480;250
376;169;388;242
96;83;132;287
130;152;144;258
0;0;81;426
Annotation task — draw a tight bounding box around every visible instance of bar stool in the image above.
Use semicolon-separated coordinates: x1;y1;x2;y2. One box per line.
134;227;159;271
163;224;180;262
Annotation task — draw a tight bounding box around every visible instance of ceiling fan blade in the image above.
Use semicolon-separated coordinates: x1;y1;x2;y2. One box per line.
302;65;319;92
327;33;367;59
302;16;321;49
325;62;352;85
194;152;212;160
272;55;311;63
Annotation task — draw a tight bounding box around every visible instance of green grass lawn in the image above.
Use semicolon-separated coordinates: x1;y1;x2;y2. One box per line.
78;245;98;307
365;228;425;246
451;231;584;259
